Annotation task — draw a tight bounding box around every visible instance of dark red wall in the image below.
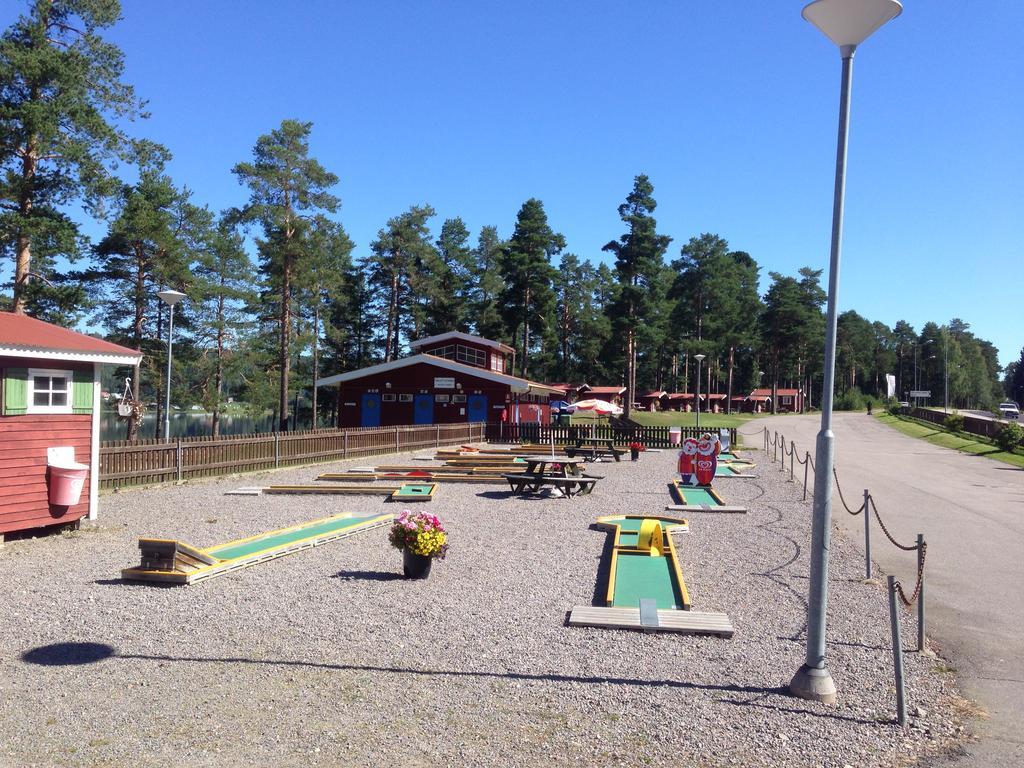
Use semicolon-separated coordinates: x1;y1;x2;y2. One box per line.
334;362;549;428
1;357;92;534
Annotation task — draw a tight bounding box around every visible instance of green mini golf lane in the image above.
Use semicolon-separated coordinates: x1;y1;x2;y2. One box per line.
677;486;720;505
208;515;379;561
612;553;684;610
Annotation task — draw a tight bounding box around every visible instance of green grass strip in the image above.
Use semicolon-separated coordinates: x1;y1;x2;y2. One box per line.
874;413;1024;469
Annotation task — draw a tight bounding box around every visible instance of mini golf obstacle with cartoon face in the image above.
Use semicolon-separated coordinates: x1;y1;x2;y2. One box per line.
567;514;734;636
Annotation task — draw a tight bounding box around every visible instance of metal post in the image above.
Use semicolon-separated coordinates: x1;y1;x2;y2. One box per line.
343;430;348;458
790;47;855;705
790;441;795;480
436;424;440;447
943;330;948;413
863;490;872;579
803;452;810;500
917;533;926;652
163;303;175;442
395;426;400;452
176;439;183;482
774;433;778;463
274;431;280;467
695;359;702;430
887;575;908;727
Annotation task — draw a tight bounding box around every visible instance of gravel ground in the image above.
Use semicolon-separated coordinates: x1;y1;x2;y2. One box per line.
0;445;971;768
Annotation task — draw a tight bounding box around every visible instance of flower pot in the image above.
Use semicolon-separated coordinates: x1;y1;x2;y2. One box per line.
402;549;433;579
630;448;640;461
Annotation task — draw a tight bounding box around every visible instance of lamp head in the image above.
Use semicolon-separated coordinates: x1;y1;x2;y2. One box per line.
157;289;187;307
802;0;902;50
694;354;706;363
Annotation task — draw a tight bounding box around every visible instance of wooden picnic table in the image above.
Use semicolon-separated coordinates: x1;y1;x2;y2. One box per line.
505;456;599;497
564;438;624;462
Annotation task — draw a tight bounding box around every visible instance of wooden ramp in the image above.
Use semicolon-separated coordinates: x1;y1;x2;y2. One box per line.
121;511;391;585
567;606;734;637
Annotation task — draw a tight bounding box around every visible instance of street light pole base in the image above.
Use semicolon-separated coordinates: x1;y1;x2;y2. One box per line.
789;664;837;704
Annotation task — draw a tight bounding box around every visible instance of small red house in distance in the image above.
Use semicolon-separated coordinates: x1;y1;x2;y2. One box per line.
316;331;562;428
749;387;805;413
0;313;141;539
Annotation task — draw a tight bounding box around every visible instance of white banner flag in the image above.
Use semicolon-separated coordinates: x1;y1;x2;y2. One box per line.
886;374;896;399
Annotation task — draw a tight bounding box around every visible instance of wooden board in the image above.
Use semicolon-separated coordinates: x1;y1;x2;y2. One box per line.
317;472;507;484
264;484;402;495
567;606;734;637
664;504;747;514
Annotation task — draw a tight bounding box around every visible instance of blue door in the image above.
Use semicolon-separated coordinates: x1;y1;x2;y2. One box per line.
360;393;381;427
413;394;434;425
467;394;487;422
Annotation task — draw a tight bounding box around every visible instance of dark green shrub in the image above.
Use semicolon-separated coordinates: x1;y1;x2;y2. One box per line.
943;412;965;433
995;422;1024;452
888;403;903;417
835;387;865;411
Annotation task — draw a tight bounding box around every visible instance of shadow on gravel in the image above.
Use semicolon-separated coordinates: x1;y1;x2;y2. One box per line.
22;642;115;666
21;641;796;700
724;694;884;725
331;570;403;582
22;642;872;722
475;491;515;500
94;577;178;588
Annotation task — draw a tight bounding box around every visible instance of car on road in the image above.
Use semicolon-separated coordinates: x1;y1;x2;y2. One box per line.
998;402;1020;420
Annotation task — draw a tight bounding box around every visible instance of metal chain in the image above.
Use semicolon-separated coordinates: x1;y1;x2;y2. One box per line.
832;465;866;514
893;541;927;607
868;495;920;552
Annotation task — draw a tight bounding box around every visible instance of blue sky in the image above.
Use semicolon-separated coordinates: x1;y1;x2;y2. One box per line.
4;1;1022;366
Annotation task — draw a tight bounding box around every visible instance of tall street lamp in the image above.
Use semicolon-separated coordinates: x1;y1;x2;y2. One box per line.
943;327;949;413
694;354;706;430
790;0;902;705
157;289;187;442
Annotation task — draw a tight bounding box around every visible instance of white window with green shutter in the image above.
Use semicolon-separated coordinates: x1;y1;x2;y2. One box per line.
3;366;94;415
27;368;73;414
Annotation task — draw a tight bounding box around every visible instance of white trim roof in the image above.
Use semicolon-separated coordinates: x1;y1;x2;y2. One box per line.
315;354;562;396
0;344;141;366
409;331;515;354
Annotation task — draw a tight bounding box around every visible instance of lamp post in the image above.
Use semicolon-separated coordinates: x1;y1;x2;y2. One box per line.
157;289;187;442
943;327;949;413
694;354;706;429
914;337;933;408
790;0;902;705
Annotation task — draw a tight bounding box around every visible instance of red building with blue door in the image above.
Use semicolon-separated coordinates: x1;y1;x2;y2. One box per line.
316;332;561;428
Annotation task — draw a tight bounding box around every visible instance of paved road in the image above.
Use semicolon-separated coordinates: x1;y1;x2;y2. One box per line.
740;413;1024;768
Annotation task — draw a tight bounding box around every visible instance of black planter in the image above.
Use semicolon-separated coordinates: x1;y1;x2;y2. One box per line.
630;448;640;461
402;549;433;579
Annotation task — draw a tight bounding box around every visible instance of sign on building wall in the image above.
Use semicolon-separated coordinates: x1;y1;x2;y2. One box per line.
434;377;455;389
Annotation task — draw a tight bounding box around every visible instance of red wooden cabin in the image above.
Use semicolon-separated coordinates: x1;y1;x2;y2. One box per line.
316;332;561;428
0;313;141;539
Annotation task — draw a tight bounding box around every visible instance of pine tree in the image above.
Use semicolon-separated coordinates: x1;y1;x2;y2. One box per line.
469;225;506;341
193;217;256;436
1;0;145;315
233;119;339;431
77;142;206;438
297;216;353;427
602;175;672;416
499;199;564;379
419;217;473;336
366;204;436;360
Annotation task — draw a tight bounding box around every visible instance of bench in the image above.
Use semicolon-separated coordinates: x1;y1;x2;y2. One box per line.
564;439;624;462
502;473;601;497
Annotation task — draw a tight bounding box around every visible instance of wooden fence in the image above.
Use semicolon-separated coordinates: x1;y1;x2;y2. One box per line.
908;407;1005;439
485;422;737;448
99;422;487;490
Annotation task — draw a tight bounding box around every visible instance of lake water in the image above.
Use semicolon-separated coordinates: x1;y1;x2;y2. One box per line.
101;411;283;441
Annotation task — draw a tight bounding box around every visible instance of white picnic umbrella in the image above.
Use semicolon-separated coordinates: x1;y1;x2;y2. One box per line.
564;398;623;416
